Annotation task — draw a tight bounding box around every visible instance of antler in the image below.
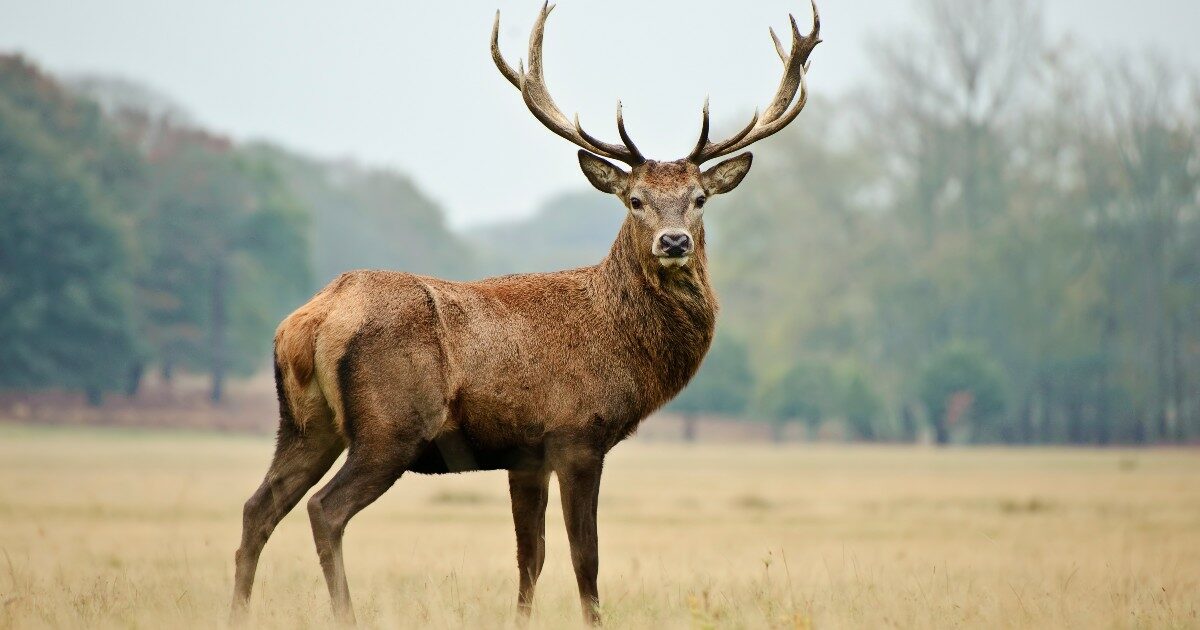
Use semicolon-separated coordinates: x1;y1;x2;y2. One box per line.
688;1;822;164
492;3;645;166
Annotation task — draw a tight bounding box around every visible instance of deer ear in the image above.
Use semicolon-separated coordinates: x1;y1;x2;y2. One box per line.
578;150;629;195
701;152;753;195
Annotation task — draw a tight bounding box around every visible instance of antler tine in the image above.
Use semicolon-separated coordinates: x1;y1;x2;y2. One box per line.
616;101;644;163
743;69;809;147
760;13;805;124
493;3;644;165
573;112;631;162
769;28;787;63
687;97;711;162
491;10;522;89
810;0;822;43
688;98;765;163
519;4;575;145
696;108;762;161
689;0;821;164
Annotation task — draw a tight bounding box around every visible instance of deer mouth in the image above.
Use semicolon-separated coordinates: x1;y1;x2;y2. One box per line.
656;254;691;268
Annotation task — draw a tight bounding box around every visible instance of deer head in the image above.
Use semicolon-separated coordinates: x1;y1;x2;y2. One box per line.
492;2;821;268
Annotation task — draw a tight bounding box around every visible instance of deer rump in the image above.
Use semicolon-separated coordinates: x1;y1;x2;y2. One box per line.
274;269;661;476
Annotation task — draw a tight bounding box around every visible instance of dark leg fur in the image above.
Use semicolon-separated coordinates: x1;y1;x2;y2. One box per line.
307;441;417;624
230;418;344;621
509;468;551;616
557;454;604;625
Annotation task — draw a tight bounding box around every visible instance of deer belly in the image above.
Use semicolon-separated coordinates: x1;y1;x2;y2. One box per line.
406;429;543;474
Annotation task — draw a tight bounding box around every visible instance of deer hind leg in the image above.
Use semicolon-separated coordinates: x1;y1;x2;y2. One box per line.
308;410;443;626
509;468;551;616
231;411;344;621
306;443;409;625
306;343;444;624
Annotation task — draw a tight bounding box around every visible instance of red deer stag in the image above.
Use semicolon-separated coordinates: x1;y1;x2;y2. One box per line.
230;2;820;624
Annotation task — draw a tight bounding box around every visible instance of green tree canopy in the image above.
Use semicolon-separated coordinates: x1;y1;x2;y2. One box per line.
757;360;839;441
127;124;311;400
0;78;137;398
668;332;754;441
840;367;885;441
918;342;1008;444
670;332;754;416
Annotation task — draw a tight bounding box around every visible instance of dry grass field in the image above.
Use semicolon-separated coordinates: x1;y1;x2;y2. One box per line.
0;425;1197;629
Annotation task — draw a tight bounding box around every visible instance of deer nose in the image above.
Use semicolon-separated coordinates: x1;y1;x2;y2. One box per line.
658;232;692;257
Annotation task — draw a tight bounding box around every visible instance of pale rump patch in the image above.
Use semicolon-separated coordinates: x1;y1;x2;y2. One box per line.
274;273;367;437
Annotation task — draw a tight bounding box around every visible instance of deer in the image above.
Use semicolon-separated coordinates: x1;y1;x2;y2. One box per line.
229;1;820;625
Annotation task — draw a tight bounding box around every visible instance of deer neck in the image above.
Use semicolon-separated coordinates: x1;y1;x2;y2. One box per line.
592;218;717;403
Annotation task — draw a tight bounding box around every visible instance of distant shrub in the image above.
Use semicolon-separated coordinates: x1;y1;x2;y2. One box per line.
669;332;754;441
839;366;884;441
918;342;1007;444
757;360;838;441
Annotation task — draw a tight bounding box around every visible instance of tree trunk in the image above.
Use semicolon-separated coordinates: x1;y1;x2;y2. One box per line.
681;413;698;443
1155;327;1170;442
1132;408;1147;445
770;421;785;444
932;404;949;446
1096;316;1116;446
933;419;949;446
84;386;103;408
125;362;144;398
1189;354;1199;443
1017;395;1034;445
901;406;918;443
854;418;875;442
1040;377;1056;443
1170;316;1186;443
210;261;228;404
1066;391;1085;445
1095;394;1111;445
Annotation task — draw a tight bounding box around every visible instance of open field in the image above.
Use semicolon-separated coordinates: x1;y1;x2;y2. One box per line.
0;426;1197;629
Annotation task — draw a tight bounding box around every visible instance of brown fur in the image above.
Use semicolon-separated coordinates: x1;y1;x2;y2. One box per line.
230;159;736;626
231;2;811;621
275;213;715;443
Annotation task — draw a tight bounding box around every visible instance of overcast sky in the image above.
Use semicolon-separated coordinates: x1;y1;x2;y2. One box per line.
3;0;1198;227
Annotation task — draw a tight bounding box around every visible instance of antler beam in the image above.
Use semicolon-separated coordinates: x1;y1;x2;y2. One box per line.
688;1;822;164
492;3;645;166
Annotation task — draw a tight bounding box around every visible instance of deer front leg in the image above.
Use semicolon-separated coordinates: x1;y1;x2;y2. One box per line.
509;468;551;617
556;453;603;625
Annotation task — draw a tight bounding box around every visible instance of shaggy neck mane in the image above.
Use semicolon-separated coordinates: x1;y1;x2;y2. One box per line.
590;217;717;409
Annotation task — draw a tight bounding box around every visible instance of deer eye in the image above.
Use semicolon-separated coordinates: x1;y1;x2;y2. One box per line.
694;195;706;209
630;197;643;210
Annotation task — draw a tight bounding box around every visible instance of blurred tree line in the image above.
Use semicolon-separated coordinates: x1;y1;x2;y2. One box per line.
2;0;1197;445
0;55;469;403
703;0;1200;444
472;0;1200;445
